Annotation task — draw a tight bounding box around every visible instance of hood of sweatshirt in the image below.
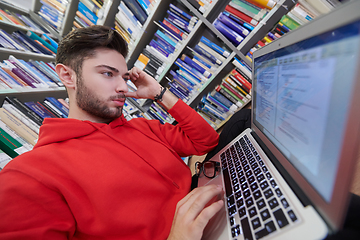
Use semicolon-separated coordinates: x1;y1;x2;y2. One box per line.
34;115;128;148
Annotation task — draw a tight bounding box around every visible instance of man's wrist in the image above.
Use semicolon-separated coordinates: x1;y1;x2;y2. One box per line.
154;86;167;102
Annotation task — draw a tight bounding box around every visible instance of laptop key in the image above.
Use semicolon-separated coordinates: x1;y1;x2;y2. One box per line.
268;197;279;209
237;198;244;208
239;206;246;218
222;168;233;197
243;189;251;199
228;195;235;207
255;221;277;239
281;198;289;208
248;206;257;218
251;217;261;230
230;216;235;226
257;198;266;210
275;188;283;197
228;205;237;216
273;208;289;228
241;217;254;240
235;191;242;200
231;224;241;238
264;188;274;199
253;190;262;200
288;210;298;222
260;208;271;221
245;197;254;208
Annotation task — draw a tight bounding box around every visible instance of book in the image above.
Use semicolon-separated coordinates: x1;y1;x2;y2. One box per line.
246;0;276;10
78;1;98;24
80;0;101;16
224;5;258;27
166;10;192;33
181;54;211;78
0;149;12;170
0;126;23;158
14;30;54;55
199;36;230;58
26;31;57;54
57;98;69;109
8;57;48;88
217;12;250;38
197;41;226;63
229;0;268;21
301;0;333;15
45;96;69;117
5;97;43;126
42;100;66;118
24;101;55;120
213;19;244;46
0;108;38;146
280;14;301;30
2;100;40;134
169;3;198;25
123;0;148;25
118;2;143;28
215;85;243;107
76;11;94;26
36;101;59;118
192;45;222;66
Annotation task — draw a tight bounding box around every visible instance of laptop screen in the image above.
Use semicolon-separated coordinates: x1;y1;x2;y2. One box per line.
252;20;360;202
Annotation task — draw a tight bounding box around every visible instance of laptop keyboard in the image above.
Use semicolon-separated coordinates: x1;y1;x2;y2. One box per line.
221;135;299;239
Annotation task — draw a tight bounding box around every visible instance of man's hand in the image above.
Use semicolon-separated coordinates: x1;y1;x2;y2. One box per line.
125;67;161;100
167;185;224;240
125;67;179;110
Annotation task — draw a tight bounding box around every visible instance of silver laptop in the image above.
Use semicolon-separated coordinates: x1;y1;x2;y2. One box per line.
198;1;360;239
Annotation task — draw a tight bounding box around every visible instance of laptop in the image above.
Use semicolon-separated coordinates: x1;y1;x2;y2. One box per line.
197;1;360;239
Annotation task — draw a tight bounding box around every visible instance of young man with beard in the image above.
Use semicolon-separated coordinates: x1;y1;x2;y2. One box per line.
0;26;223;239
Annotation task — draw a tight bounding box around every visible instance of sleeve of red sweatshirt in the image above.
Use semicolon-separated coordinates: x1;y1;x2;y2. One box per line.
0;169;75;239
161;99;220;156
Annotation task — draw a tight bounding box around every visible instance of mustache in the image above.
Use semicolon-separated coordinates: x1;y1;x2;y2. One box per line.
110;93;126;100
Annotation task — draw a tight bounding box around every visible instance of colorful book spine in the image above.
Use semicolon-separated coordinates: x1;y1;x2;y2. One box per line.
217;12;250;38
213;19;244;46
200;36;231;58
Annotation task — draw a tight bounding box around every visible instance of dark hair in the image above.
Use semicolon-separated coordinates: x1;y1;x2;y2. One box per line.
56;25;128;74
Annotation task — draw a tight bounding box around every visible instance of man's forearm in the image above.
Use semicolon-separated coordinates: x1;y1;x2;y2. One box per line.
156;88;179;111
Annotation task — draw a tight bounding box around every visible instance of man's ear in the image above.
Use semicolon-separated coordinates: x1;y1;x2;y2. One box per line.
55;63;76;89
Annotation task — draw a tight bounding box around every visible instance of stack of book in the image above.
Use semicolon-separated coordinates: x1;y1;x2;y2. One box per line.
0;95;69;170
133;2;199;82
196;59;252;129
37;0;68;32
114;0;159;53
0;6;50;34
187;0;213;14
165;36;230;103
143;101;175;124
0;28;57;56
212;0;276;47
244;0;343;62
73;0;114;29
0;55;64;92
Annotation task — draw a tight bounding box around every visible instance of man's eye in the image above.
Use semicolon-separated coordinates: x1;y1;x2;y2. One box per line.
103;72;113;77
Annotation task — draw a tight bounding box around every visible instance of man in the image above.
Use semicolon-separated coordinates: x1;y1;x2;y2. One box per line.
0;26;223;239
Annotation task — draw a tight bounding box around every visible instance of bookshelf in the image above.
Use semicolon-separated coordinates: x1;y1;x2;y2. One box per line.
0;0;342;128
0;0;67;107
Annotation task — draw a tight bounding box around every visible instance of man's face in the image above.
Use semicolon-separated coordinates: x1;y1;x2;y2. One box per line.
75;48;129;123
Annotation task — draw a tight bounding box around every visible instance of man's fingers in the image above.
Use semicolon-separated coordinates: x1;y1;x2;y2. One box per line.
194;199;224;230
177;185;223;222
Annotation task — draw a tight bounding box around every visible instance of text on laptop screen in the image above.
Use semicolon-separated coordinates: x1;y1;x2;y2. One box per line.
253;21;360;202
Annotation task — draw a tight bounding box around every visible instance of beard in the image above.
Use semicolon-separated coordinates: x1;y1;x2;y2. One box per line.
75;74;124;121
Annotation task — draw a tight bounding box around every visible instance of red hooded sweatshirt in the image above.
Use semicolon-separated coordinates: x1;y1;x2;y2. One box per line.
0;100;219;240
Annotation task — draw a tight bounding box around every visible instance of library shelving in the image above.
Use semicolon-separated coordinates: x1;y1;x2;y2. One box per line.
0;1;67;106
